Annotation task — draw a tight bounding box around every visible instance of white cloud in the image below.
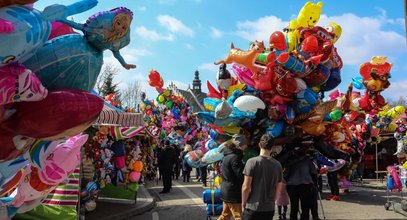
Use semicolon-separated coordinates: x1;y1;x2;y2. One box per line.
318;13;406;65
382;80;407;100
185;43;194;50
235;16;287;43
210;27;223;38
134;26;175;41
234;12;406;67
198;63;218;73
138;6;147;11
157;15;195;37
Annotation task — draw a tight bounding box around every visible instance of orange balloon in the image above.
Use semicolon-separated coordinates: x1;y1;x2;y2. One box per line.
132;161;143;172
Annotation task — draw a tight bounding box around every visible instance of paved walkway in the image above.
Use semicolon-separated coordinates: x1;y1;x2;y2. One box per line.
85;184;156;220
85;178;407;220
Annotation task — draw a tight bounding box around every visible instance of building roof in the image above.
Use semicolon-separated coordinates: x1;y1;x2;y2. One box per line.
168;83;207;113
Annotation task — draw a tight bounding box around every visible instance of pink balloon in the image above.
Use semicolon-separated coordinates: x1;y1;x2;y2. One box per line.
129;171;141;183
231;64;255;87
0;63;48;106
12;134;87;207
48;21;78;40
1;89;103;139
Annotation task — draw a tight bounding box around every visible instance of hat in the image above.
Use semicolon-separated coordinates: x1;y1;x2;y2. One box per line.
232;134;248;147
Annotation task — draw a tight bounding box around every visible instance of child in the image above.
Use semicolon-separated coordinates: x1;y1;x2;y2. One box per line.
276;179;289;220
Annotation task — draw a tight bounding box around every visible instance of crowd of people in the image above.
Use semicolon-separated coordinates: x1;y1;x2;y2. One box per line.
153;133;343;220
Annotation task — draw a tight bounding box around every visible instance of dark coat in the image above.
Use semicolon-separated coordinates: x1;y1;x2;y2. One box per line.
158;146;176;172
220;148;244;203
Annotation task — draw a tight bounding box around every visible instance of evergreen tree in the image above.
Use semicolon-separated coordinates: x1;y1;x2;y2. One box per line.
98;64;120;97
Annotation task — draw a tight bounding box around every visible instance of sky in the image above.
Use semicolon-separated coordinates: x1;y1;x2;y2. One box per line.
36;0;407;101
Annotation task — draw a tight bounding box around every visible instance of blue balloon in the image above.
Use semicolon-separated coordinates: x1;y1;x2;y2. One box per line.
0;156;27;185
352;76;365;89
203;98;222;111
23;6;134;91
321;68;341;91
0;0;98;66
265;120;285;138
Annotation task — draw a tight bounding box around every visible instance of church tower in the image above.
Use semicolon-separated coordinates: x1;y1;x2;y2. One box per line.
192;70;202;93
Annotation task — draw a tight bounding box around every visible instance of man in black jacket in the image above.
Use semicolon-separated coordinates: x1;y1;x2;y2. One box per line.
218;134;247;220
158;140;176;193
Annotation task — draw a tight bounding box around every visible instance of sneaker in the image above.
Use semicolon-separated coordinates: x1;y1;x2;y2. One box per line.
330;195;340;201
326;194;335;200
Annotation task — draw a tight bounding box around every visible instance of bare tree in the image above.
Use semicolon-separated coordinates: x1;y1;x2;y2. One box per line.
396;96;407;107
94;63;120;95
120;81;142;110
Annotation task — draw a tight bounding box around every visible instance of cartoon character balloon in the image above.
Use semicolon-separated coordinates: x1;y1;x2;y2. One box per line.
23;6;135;91
0;0;98;65
0;63;48;106
11;134;88;208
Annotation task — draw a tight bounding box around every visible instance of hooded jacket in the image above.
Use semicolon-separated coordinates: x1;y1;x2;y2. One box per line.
220;147;244;203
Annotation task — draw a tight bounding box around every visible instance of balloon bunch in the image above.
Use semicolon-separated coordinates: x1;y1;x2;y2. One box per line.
0;134;88;219
0;1;139;218
193;1;399;182
143;70;207;147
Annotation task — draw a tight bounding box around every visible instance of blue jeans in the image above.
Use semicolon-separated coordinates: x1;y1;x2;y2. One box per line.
242;209;274;220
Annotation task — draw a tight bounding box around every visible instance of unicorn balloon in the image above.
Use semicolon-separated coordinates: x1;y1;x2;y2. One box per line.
0;0;98;66
11;134;88;208
23;7;136;91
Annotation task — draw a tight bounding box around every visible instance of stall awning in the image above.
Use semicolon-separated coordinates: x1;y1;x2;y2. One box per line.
92;91;144;127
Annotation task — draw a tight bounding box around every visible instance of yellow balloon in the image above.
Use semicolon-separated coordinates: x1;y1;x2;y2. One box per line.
140;102;146;110
163;89;170;97
157;95;165;103
286;1;323;51
227;83;245;98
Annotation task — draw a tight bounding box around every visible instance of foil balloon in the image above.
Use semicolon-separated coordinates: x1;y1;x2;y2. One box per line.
0;0;98;66
0;63;48;106
233;95;265;113
23;7;134;91
148;69;164;89
1;89;103;139
11;134;87;208
48;21;78;40
286;1;323;51
0;0;37;8
0;156;27;196
214;40;265;74
0;130;35;162
231;64;255;87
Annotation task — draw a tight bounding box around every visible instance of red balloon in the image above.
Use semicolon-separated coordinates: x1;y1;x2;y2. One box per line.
148;70;164;88
48;21;78;40
0;130;34;161
1;89;103;139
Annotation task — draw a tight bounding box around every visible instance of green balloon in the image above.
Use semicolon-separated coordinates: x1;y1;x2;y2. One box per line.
329;109;342;122
166;101;173;108
128;182;139;192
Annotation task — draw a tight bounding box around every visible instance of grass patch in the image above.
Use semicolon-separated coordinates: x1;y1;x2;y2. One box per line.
99;184;136;200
